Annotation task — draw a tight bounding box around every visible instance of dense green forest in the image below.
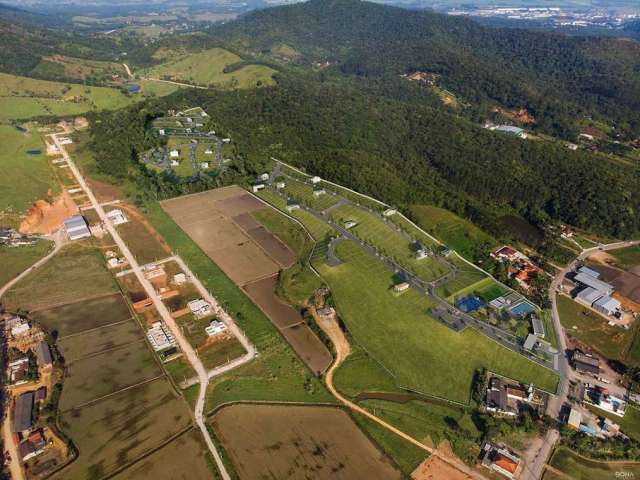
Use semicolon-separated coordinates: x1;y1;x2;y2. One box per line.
88;73;640;239
207;0;640;139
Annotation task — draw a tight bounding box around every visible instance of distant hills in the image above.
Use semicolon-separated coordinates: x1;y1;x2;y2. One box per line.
211;0;640;138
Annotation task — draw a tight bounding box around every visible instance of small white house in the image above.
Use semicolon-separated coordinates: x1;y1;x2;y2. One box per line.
173;273;187;285
286;203;300;212
312;188;326;197
169;149;179;159
222;138;231;143
188;299;213;318
260;173;269;181
276;181;286;189
311;176;321;184
204;148;213;155
344;220;357;229
106;208;128;226
252;183;265;193
205;320;227;337
383;208;397;217
415;249;429;260
170;159;179;167
158;129;165;136
200;162;209;169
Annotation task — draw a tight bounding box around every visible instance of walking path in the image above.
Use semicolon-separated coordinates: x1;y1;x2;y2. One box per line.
311;307;489;480
49;132;244;480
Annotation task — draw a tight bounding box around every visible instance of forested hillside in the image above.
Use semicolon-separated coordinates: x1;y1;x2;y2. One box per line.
210;0;640;139
88;75;640;239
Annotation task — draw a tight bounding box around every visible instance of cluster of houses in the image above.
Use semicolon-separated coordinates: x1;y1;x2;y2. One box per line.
567;407;620;439
566;384;627;439
3;314;58;466
485;375;547;417
572;266;621;318
491;245;543;291
0;228;37;247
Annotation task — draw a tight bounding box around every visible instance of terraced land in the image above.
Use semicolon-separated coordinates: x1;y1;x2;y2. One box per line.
142;48;276;88
317;240;558;402
329;203;448;282
282;179;340;211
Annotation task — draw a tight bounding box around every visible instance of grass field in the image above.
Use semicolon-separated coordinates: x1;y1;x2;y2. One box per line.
283;179;340;211
3;245;118;311
57;318;141;362
609;245;640;269
0;240;52;286
319;240;558;402
256;189;335;241
115;216;169;265
409;205;497;260
55;378;192;480
146;203;335;409
549;446;640;480
59;340;161;411
0;124;56;224
330;203;449;282
32;55;125;82
0;72;137;121
142;48;276;88
435;253;488;299
34;293;132;337
200;337;247;370
112;429;215;479
558;295;635;363
211;404;402;479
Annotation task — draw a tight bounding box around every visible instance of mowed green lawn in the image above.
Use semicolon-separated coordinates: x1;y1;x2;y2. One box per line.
0;240;53;286
0;125;55;224
330;203;449;282
143;47;276;88
319;241;558;403
549;446;640;480
409;205;497;260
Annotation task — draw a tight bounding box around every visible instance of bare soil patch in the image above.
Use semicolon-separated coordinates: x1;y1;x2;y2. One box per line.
214;193;264;217
19;191;77;234
245;226;296;268
232;212;261;231
281;323;333;375
211;404;402;480
242;276;303;329
244;276;332;374
593;264;640;304
411;454;471;480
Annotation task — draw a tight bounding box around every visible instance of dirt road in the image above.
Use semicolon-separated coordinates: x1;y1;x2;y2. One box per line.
50;133;239;480
311;307;488;480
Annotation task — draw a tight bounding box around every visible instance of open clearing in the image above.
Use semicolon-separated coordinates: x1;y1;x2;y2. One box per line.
409;205;497;260
0;124;56;225
59;340;161;411
3;245;118;311
33;293;131;337
318;240;558;402
161;187;331;374
55;378;192;480
0;240;52;286
211;404;402;480
549;446;640;480
557;295;636;364
142;47;276;88
608;245;640;270
57;318;141;362
112;429;214;480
